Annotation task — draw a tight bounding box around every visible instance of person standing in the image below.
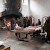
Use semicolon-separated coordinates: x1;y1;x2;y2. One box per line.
11;18;15;30
44;16;50;42
37;19;41;25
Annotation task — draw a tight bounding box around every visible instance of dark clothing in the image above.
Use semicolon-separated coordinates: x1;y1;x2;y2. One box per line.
23;18;27;28
33;30;41;37
44;17;50;41
11;19;15;30
32;23;34;26
38;20;41;25
27;20;31;27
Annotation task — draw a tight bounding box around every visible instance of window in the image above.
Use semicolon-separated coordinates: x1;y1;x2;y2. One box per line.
3;0;7;3
22;0;28;5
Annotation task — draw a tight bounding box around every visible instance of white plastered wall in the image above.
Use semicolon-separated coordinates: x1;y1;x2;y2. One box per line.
21;0;50;23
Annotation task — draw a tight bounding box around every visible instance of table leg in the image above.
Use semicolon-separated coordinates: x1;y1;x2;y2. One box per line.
27;34;31;42
25;34;27;38
17;33;20;39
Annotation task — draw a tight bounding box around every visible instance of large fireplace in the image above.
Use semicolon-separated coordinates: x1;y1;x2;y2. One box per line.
1;0;22;27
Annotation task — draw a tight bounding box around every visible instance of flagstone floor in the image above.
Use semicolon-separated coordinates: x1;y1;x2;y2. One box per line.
0;30;50;50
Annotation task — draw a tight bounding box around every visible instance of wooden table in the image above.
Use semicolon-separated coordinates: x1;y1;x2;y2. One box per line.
11;26;41;42
11;28;34;42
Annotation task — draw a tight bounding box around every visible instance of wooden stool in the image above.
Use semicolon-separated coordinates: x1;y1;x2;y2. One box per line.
0;45;10;50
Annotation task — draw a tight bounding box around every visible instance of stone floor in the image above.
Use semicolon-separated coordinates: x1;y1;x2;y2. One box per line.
0;30;50;50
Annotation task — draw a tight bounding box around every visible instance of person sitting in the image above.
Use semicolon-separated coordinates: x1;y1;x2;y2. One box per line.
37;19;41;26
